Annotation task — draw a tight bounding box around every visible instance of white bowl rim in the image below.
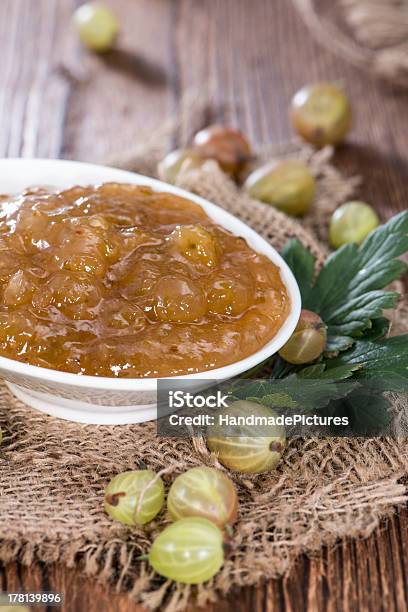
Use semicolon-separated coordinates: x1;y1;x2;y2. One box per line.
0;158;301;391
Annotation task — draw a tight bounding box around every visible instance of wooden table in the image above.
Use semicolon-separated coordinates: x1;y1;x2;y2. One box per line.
0;1;407;610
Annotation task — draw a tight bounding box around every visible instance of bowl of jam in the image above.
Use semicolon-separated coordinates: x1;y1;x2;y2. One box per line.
0;159;300;424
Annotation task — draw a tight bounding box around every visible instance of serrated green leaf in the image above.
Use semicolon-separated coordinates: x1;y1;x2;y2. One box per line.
325;334;355;353
231;380;273;401
231;376;354;412
270;356;297;379
301;211;408;348
326;291;399;332
281;239;315;303
322;389;392;435
297;364;326;378
297;363;362;381
348;391;391;434
360;317;390;342
359;210;408;266
246;393;299;408
326;335;408;392
273;213;408;437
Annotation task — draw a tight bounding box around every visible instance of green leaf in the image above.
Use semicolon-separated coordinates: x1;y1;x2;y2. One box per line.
281;239;315;303
297;362;362;381
272;214;408;436
323;389;392;435
349;391;392;434
270;356;297;379
297;364;326;378
325;334;355;353
304;211;408;347
326;335;408;392
246;393;299;409
325;291;399;333
231;376;354;412
360;317;390;342
324;291;399;349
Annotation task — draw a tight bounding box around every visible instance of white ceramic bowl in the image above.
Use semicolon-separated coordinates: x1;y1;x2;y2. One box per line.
0;159;301;424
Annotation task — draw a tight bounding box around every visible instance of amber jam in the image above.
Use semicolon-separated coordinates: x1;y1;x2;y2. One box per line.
0;184;290;377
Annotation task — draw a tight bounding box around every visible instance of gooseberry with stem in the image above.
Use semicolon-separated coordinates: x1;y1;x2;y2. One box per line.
192;125;252;179
207;400;286;474
104;469;164;526
167;466;238;529
279;309;327;365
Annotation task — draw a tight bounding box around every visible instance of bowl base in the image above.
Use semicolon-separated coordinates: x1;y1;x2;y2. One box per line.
6;383;157;425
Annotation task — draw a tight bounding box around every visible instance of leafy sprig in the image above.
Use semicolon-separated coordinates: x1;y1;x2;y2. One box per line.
230;376;354;412
243;211;408;433
281;211;408;352
326;335;408;393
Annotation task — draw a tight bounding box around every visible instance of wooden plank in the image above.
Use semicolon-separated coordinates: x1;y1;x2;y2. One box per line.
175;0;408;218
62;0;175;162
2;512;408;611
0;0;75;159
0;0;407;610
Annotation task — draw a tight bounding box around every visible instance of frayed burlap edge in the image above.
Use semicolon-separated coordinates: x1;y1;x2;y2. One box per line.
2;399;408;612
1;99;408;611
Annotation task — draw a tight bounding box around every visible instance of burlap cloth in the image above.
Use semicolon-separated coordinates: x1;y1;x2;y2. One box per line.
1;127;408;610
292;0;408;88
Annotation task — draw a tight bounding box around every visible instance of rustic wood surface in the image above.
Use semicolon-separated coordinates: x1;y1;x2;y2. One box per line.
0;0;407;610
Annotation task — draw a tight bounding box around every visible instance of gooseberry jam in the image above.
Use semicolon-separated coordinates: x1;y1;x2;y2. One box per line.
0;183;290;377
